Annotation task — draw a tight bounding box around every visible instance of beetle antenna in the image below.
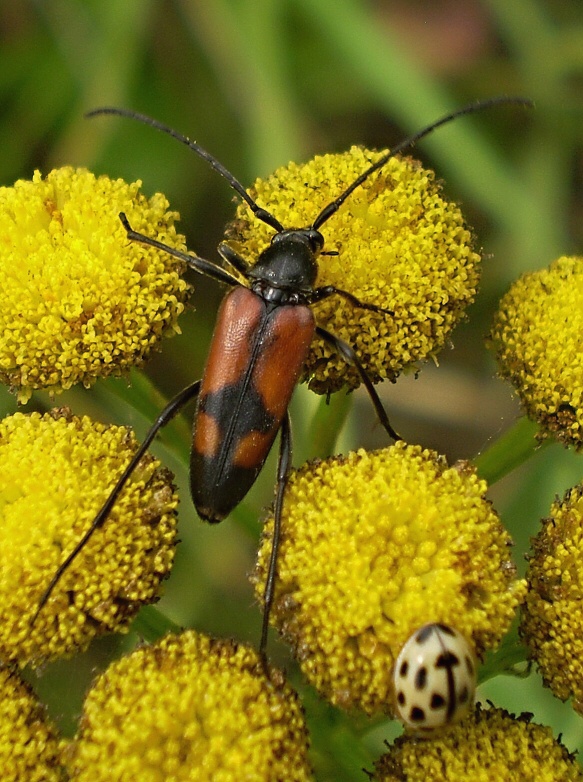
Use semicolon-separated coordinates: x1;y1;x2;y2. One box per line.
86;107;285;233
311;96;534;230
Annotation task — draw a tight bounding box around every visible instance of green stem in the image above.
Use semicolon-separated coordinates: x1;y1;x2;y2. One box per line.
292;391;352;464
478;623;530;684
131;605;182;643
302;391;353;463
474;416;549;484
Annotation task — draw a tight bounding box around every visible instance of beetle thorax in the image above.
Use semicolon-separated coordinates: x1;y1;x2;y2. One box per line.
248;229;322;305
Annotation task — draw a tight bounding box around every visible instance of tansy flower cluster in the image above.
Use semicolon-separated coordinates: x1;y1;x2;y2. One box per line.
372;705;583;781
0;167;188;402
227;148;480;393
253;442;525;715
0;666;66;781
66;630;312;781
520;483;583;715
490;255;583;448
0;409;178;667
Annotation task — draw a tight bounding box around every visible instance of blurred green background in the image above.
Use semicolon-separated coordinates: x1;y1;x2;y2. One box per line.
1;1;582;778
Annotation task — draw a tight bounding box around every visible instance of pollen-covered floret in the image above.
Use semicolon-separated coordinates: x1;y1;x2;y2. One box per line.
67;630;313;781
0;167;189;402
253;442;525;715
0;410;178;667
490;255;583;449
0;666;66;782
372;705;582;781
226;148;480;393
520;483;583;715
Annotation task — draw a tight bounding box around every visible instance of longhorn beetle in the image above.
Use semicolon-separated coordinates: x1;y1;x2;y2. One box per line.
35;96;532;663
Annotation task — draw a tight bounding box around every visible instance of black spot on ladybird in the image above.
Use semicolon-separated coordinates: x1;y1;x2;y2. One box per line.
414;666;428;690
430;693;446;709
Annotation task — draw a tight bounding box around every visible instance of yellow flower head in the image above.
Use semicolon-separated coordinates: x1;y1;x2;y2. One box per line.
0;410;178;667
372;705;582;781
490;255;583;448
0;666;66;782
253;443;525;715
67;630;313;781
520;483;583;715
0;167;189;402
227;148;480;393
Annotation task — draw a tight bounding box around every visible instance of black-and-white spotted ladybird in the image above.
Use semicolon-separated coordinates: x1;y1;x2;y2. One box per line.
393;623;476;733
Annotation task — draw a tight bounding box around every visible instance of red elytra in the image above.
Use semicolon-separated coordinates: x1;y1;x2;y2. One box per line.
191;285;315;523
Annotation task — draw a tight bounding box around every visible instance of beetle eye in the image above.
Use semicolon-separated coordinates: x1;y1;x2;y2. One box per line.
306;229;324;253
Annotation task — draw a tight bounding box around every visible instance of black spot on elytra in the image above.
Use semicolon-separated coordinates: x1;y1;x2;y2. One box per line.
415;625;434;644
430;692;446;709
414;666;427;690
436;651;459;668
410;706;426;723
199;382;276;435
399;660;409;677
397;691;406;705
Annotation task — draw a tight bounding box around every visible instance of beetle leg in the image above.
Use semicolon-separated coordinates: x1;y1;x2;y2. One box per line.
316;326;401;442
310;284;393;316
259;411;292;672
32;380;202;625
119;213;242;288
